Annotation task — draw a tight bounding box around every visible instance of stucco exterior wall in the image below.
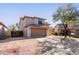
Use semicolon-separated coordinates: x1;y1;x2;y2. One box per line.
23;28;27;37
26;27;31;37
25;18;34;25
20;17;45;31
34;19;38;25
19;16;47;37
19;18;25;30
23;27;31;37
20;18;34;30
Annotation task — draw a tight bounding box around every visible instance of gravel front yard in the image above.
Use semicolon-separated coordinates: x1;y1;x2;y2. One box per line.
37;36;79;55
0;36;79;55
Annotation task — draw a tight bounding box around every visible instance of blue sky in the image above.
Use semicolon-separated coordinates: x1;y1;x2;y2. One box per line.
0;3;79;27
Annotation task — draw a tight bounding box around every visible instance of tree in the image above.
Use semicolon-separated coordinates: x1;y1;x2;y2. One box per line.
8;23;20;31
8;24;17;31
15;23;20;31
53;4;79;39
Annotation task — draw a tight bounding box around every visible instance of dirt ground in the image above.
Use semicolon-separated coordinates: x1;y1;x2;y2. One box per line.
0;37;43;55
0;36;79;55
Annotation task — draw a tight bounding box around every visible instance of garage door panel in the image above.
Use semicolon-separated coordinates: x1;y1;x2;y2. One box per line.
31;28;46;37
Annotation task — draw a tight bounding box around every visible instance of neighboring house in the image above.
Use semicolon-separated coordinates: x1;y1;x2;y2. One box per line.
54;24;64;35
19;16;49;37
0;22;9;39
68;23;79;37
0;22;8;32
54;23;79;37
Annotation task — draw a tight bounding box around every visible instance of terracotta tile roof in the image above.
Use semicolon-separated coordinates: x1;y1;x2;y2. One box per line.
33;17;46;20
25;24;40;28
25;24;49;28
20;16;46;20
24;16;34;19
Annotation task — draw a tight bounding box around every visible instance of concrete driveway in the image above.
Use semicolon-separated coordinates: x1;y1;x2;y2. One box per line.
0;37;43;55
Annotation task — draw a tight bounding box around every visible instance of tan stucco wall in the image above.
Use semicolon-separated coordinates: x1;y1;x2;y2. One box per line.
20;17;46;37
24;18;34;26
20;17;45;30
26;27;31;37
19;18;25;30
23;28;27;37
23;27;31;37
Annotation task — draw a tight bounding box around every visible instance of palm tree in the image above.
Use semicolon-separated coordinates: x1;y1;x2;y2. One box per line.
53;4;79;39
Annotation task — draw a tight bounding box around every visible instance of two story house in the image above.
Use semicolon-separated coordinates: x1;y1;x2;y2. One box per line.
0;22;8;39
54;23;79;37
68;23;79;37
19;16;49;37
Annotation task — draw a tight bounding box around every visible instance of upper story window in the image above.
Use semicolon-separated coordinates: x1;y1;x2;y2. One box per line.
38;20;43;26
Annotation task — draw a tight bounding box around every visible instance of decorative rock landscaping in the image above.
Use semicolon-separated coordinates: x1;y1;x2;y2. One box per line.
36;36;79;55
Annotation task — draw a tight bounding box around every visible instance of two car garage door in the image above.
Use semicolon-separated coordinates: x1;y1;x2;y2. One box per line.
31;28;47;37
